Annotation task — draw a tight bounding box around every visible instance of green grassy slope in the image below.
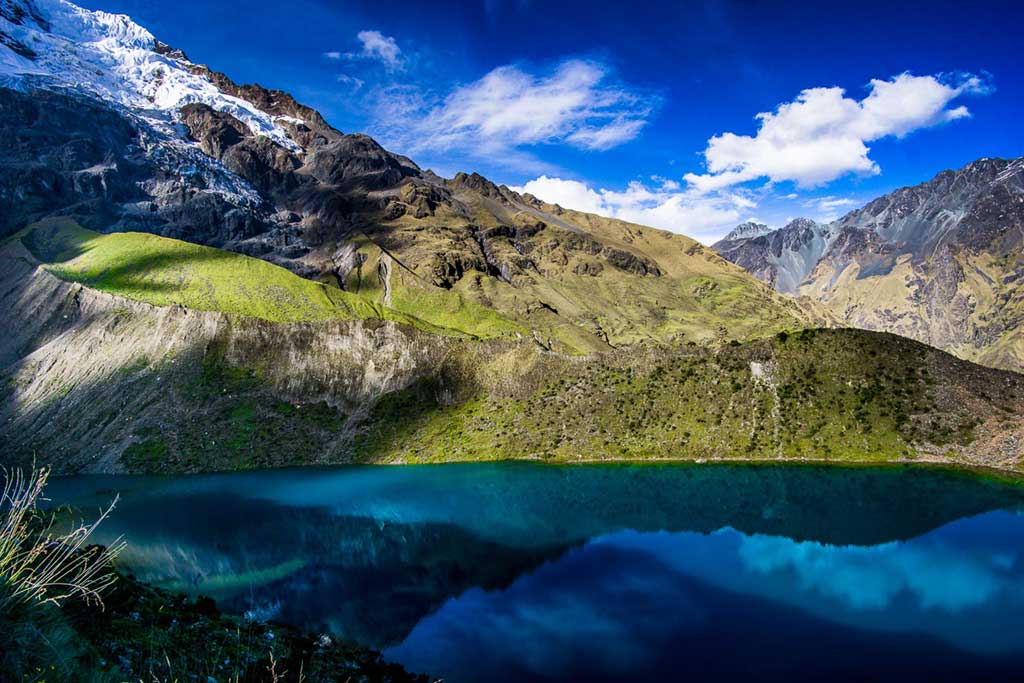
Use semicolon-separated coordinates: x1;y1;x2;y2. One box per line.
18;219;526;340
5;221;1020;476
326;234;527;341
91;329;1021;475
349;328;1021;467
20;218;393;323
17;217;820;355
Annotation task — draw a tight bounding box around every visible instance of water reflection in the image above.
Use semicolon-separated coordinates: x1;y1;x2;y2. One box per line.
47;463;1024;682
389;524;1024;682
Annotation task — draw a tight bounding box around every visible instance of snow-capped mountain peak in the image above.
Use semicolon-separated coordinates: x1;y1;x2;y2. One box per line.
0;0;299;150
722;221;772;242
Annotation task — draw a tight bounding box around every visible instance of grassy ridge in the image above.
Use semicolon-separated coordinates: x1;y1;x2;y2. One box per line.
21;219;395;323
16;219;812;352
20;219;531;343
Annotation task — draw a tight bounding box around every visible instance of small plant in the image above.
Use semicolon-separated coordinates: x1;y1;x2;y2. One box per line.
0;465;124;612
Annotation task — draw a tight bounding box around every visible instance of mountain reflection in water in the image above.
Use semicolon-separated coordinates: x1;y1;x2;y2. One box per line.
48;463;1024;682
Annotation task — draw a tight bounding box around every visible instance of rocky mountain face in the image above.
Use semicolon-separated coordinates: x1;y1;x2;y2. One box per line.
713;218;834;293
0;0;816;353
713;158;1024;371
721;222;772;241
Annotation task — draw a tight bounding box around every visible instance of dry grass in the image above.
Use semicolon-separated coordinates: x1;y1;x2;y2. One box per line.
0;464;124;611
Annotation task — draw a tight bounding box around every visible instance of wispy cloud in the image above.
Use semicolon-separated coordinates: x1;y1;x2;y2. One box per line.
354;30;402;69
685;72;992;193
811;196;857;210
324;29;404;70
799;195;859;222
509;175;755;243
369;59;656;170
336;74;365;92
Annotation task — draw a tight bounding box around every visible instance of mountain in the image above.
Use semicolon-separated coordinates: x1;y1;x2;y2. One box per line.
0;0;1021;476
720;221;772;242
713;218;834;293
713;158;1024;371
0;0;817;354
3;227;1022;473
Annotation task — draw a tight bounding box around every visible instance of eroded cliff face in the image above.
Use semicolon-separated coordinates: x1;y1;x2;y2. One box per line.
0;237;452;471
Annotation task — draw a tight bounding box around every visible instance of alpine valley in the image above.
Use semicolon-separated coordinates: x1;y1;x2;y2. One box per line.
0;0;1022;478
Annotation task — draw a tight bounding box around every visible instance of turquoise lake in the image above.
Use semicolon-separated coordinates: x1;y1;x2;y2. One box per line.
48;463;1024;682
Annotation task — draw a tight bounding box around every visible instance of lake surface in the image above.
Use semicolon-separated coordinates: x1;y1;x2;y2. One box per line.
49;463;1024;682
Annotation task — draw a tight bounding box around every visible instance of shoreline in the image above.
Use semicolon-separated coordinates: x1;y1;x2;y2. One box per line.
64;453;1024;485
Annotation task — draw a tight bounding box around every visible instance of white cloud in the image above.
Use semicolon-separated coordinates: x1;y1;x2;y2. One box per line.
685;72;991;192
327;30;403;69
799;195;860;222
814;196;857;211
374;60;654;167
510;175;752;243
355;30;402;69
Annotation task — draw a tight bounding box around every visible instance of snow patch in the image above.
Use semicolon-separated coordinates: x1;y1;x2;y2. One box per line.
0;0;299;151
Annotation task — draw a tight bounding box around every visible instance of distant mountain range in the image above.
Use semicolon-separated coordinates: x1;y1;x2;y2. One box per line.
0;0;1021;476
714;157;1024;371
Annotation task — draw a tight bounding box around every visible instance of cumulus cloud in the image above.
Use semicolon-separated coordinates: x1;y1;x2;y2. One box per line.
685;72;991;192
374;60;654;167
510;175;754;242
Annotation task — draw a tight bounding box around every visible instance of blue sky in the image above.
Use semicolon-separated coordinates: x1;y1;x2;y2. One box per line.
89;0;1024;242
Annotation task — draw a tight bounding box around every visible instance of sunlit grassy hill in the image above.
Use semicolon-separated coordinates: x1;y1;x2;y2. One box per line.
19;218;399;323
17;218;522;340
